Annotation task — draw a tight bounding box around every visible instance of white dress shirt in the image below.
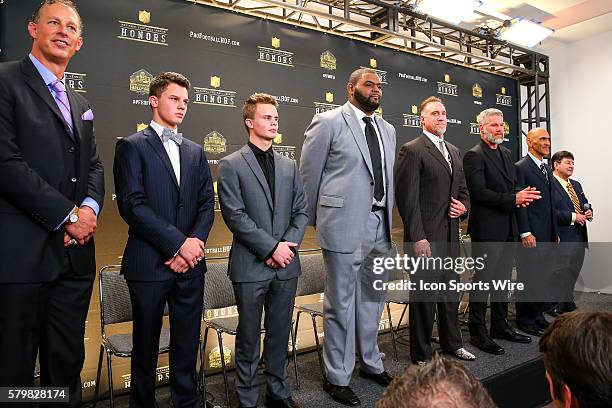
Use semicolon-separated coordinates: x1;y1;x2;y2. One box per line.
150;120;181;186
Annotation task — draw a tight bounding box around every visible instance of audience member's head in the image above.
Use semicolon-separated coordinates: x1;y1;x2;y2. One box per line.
539;310;612;408
376;353;497;408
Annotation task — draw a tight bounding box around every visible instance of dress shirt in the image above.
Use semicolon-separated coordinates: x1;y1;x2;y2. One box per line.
423;129;452;172
150;120;181;186
348;102;386;207
249;142;275;201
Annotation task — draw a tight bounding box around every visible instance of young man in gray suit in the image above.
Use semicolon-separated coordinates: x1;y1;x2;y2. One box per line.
300;69;396;406
217;93;308;408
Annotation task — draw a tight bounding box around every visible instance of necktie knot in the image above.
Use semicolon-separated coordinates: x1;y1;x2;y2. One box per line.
51;79;66;93
362;116;372;124
161;128;183;145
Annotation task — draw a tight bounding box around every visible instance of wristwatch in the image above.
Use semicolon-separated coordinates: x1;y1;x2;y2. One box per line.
68;207;79;224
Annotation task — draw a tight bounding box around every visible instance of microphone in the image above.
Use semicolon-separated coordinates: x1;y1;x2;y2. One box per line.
583;203;593;221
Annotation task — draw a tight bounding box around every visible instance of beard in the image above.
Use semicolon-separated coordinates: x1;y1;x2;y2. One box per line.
354;88;380;112
485;131;504;145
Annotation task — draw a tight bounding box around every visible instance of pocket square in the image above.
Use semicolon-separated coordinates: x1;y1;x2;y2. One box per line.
81;109;94;121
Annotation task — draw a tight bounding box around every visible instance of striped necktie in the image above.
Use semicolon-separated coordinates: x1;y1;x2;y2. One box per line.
50;79;74;136
566;181;583;214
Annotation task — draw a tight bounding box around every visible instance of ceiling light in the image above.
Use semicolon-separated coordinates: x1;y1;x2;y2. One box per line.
416;0;482;25
498;18;554;47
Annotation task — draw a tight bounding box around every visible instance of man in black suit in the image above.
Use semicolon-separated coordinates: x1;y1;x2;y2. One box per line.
395;96;475;364
114;72;214;407
217;93;308;408
0;1;104;404
550;151;591;315
463;108;536;354
515;127;558;336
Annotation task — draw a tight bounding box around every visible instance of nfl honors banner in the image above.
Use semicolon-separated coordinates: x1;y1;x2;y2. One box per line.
1;0;519;400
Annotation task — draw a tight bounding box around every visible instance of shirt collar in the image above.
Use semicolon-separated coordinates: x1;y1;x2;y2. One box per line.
348;101;375;124
422;129;444;145
29;53;62;87
149;120;177;138
527;151;544;167
553;173;568;185
248;141;273;157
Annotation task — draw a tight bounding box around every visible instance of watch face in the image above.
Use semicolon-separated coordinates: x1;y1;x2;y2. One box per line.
70;213;79;223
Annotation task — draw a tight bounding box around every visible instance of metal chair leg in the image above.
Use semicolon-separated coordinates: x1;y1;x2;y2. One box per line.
199;326;210;403
106;349;115;408
92;345;104;408
386;303;398;361
217;330;231;407
290;321;300;389
310;314;325;379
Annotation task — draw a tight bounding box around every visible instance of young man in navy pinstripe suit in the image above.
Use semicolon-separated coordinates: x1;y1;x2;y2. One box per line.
114;72;214;408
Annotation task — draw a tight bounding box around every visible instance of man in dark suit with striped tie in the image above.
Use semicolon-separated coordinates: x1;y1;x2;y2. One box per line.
550;151;591;315
395;96;475;364
114;72;214;407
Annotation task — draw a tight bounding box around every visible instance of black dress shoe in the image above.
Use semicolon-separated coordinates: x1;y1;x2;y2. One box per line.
265;395;302;408
517;324;545;337
491;327;532;343
564;302;577;312
546;307;562;317
470;334;505;355
358;370;393;387
323;379;360;406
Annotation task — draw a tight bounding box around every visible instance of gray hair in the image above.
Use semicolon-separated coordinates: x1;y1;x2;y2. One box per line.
477;108;503;126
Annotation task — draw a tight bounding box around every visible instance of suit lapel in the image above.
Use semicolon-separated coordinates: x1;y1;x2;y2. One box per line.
341;102;373;178
422;134;451;175
272;151;283;213
21;58;73;139
178;141;190;198
144;127;179;189
554;177;574;209
241;145;273;210
525;155;549;184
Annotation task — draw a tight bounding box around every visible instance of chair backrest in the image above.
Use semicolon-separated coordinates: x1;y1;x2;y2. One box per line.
99;265;132;326
296;251;327;297
203;259;236;310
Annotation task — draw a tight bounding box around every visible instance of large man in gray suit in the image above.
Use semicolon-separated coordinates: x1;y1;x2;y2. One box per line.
300;68;396;406
395;96;474;364
218;93;308;408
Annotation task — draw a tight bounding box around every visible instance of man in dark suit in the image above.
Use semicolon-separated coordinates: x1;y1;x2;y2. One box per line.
463;108;536;354
515;127;558;336
0;1;104;404
550;151;591;315
395;96;475;364
113;72;214;408
217;93;308;408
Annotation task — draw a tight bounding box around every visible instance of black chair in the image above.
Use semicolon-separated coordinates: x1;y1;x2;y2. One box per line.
200;259;299;407
93;265;170;408
293;251;327;379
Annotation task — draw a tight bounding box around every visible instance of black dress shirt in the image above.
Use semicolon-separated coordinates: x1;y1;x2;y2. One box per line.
249;142;275;201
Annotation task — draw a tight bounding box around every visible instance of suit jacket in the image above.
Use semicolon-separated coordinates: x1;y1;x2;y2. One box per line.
552;177;588;244
217;145;308;282
113;126;214;281
0;57;104;283
300;102;396;253
395;134;469;255
463;141;517;242
515;156;557;242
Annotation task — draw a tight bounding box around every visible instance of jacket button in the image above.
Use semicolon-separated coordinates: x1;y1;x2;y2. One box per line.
370;182;374;186
68;147;76;153
71;177;77;183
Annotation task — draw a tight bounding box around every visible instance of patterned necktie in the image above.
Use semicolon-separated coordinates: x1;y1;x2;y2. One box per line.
50;79;73;134
363;116;384;202
566;181;583;214
161;128;183;145
438;139;452;171
540;163;549;181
